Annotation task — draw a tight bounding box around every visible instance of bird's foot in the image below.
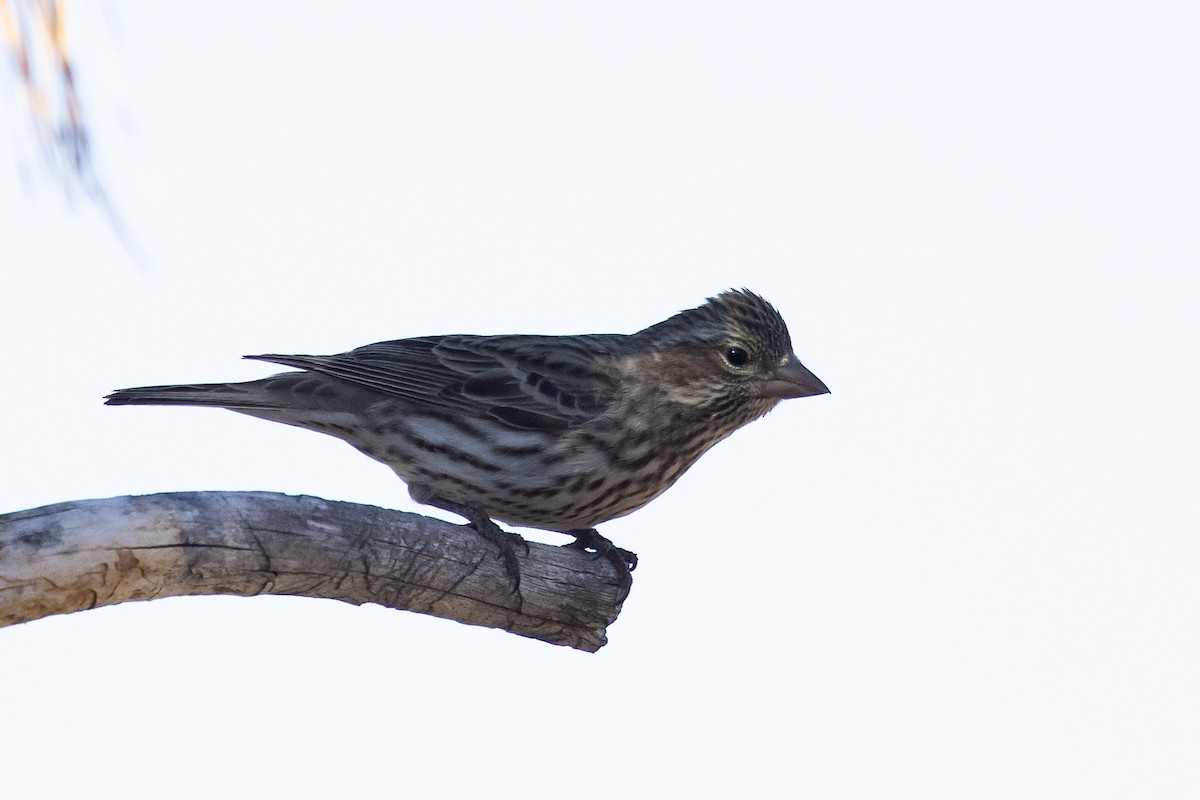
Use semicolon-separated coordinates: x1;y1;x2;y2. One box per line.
467;516;528;596
419;494;526;597
564;528;636;596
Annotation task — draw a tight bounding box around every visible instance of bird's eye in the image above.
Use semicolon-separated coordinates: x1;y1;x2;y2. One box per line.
724;346;750;368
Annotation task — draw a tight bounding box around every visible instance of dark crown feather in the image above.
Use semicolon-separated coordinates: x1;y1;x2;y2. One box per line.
636;289;793;358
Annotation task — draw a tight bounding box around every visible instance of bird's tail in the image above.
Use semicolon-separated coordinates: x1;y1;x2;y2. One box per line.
104;382;280;410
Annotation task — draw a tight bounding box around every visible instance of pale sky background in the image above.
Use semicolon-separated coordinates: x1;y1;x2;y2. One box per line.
2;2;1198;798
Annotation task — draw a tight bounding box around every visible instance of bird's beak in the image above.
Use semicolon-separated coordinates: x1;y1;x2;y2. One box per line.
762;355;830;399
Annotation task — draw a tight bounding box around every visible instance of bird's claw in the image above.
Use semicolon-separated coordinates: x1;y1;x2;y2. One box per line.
473;522;526;597
564;529;636;596
420;494;526;598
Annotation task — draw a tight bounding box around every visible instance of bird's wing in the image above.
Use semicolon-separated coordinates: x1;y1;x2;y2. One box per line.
246;335;621;432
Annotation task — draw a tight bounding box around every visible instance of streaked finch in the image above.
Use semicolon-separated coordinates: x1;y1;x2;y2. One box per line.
106;289;829;594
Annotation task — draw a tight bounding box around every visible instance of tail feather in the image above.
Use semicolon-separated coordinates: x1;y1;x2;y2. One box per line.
104;382;280;409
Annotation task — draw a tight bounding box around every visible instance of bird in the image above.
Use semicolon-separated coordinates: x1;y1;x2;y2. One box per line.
105;289;829;595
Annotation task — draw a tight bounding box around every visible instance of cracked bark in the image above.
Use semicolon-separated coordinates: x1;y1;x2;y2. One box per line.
0;492;628;651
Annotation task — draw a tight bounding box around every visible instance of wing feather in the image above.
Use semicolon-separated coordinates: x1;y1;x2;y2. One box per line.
245;334;622;431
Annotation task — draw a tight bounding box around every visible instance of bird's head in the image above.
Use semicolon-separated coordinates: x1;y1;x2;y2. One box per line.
633;289;829;422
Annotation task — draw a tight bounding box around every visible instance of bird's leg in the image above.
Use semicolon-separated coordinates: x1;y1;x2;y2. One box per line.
418;494;528;596
564;528;637;595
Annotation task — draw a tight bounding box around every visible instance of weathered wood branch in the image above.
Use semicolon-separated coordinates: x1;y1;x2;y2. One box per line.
0;492;629;651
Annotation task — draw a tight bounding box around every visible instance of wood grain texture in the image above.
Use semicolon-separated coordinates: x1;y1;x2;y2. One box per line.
0;492;629;651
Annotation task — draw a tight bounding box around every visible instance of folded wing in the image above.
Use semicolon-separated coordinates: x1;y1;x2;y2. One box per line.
246;334;621;433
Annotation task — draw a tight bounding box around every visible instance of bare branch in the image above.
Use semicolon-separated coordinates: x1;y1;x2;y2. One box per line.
0;492;629;651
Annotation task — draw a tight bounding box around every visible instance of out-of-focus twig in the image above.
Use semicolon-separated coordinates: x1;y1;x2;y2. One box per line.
2;0;94;197
2;0;141;260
